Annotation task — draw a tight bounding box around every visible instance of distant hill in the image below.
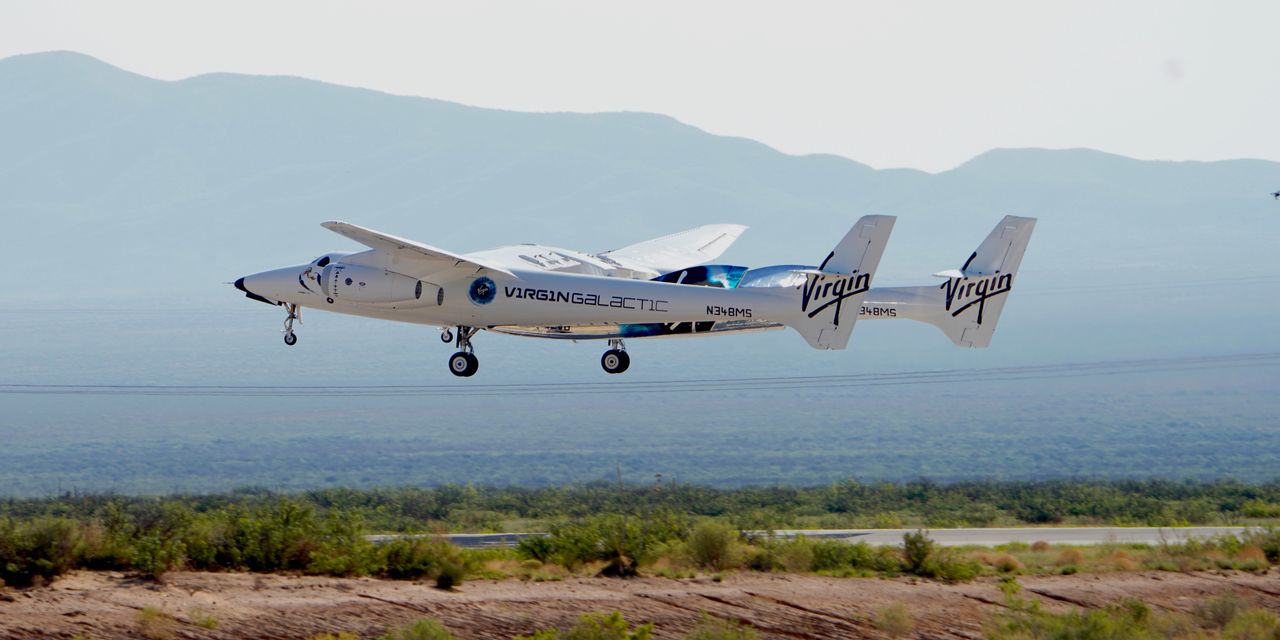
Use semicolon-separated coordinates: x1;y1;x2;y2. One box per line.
2;52;1277;318
2;52;1278;494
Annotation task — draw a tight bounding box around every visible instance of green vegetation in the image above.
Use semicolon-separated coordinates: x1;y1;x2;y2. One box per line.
379;619;459;640
988;579;1280;639
6;479;1280;534
1;482;1278;590
517;612;653;640
683;615;759;640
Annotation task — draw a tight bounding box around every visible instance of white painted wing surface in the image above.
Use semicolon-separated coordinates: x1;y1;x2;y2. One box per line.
320;221;515;277
596;224;747;275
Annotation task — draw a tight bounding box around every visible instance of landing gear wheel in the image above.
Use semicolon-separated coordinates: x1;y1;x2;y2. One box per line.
601;349;630;374
440;328;454;344
449;351;479;377
281;304;301;346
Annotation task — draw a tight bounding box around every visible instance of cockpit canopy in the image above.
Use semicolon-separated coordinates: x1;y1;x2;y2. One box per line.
738;264;812;289
310;252;352;268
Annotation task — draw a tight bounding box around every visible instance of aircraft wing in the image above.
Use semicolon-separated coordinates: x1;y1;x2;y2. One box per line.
321;221;514;277
595;224;747;275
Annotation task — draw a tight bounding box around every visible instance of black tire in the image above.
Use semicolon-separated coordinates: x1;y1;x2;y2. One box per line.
449;351;478;377
440;330;454;344
601;349;630;374
283;333;298;346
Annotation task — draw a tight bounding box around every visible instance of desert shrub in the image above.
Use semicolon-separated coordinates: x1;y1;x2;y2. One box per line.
776;538;815;573
1240;500;1280;518
545;514;686;573
516;611;654;640
1222;608;1280;640
1242;527;1280;562
379;618;458;640
0;517;83;587
130;534;185;580
874;603;914;638
306;510;377;576
188;606;219;629
682;614;758;640
515;535;556;563
902;530;934;574
1236;545;1269;570
744;544;779;572
379;536;466;587
435;557;467;590
135;605;177;640
808;538;854;572
900;530;979;582
987;587;1248;640
1030;540;1051;552
687;520;738;571
990;554;1024;573
989;598;1150;639
1054;548;1084;566
1195;593;1250;630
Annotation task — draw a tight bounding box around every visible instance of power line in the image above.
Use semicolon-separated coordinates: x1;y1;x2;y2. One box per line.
2;352;1275;398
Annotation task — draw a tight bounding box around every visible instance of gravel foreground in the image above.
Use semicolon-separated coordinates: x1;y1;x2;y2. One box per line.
2;569;1278;639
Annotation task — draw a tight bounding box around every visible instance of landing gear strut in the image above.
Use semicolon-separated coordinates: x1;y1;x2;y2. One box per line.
601;338;630;374
447;326;480;377
282;304;300;346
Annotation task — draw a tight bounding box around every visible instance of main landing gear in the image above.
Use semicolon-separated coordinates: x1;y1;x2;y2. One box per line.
447;326;480;377
282;304;300;346
601;338;630;374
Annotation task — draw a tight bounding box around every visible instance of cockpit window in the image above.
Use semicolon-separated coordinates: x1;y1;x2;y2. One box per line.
315;256;331;267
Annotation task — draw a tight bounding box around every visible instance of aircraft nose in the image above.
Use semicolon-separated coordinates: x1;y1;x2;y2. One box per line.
234;273;277;305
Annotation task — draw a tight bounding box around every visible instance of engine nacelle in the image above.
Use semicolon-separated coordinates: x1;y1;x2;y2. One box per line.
319;263;440;306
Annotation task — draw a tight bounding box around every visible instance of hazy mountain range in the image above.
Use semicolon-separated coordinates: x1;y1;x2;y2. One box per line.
1;51;1278;494
4;51;1277;305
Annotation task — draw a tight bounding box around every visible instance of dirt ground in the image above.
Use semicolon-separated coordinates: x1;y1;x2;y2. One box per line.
1;569;1277;639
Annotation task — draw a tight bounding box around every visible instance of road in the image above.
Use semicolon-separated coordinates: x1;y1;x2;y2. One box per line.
767;526;1248;547
370;526;1249;549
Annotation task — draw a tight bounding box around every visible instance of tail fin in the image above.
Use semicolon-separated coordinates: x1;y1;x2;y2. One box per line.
861;215;1036;348
786;215;896;350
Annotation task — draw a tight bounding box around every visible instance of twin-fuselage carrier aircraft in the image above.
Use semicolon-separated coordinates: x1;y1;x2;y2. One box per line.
235;215;1035;377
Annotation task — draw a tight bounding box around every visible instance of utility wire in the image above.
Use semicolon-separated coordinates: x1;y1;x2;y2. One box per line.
2;352;1275;398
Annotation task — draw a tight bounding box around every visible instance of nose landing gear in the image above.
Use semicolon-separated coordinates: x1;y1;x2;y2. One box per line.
601;338;630;374
447;326;480;377
282;304;300;346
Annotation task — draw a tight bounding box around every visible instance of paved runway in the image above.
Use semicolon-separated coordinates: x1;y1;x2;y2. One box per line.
767;526;1249;547
373;527;1249;549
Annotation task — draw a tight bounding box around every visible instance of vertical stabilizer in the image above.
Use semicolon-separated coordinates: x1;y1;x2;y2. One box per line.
787;215;896;350
860;215;1037;348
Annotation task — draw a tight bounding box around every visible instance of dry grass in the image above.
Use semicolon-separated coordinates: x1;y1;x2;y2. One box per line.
1053;548;1083;566
874;602;914;638
135;605;176;640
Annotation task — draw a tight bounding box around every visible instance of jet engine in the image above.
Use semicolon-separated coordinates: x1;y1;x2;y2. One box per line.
319;263;440;306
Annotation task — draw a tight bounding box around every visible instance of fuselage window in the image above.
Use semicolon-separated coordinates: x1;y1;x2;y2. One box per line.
316;256;331;267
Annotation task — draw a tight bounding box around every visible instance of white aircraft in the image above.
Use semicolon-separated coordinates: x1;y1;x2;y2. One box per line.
234;215;1035;376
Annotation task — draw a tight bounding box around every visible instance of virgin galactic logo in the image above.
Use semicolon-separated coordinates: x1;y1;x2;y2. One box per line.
469;277;496;305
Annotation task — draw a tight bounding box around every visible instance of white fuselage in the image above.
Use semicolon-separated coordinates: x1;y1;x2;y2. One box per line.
238;246;805;331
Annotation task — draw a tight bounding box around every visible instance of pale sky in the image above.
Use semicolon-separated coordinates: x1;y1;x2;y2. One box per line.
4;0;1278;171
